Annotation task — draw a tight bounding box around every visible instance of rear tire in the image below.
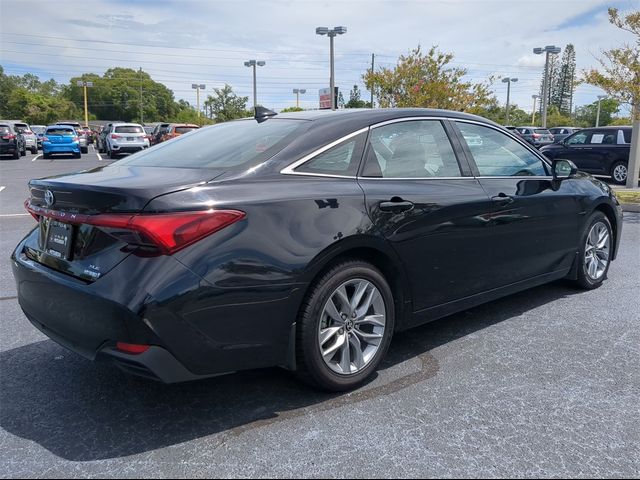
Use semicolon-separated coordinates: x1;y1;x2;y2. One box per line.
20;146;26;156
109;149;117;159
296;259;395;391
81;146;88;154
30;146;37;154
12;149;19;159
610;161;628;185
74;152;82;159
43;152;50;159
573;211;613;290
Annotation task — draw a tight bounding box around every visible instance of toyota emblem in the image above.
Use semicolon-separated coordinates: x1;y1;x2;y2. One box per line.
44;190;55;207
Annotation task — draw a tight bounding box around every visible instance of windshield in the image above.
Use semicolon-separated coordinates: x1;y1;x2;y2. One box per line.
46;128;75;136
175;126;199;134
115;126;144;134
118;119;307;170
535;129;551;134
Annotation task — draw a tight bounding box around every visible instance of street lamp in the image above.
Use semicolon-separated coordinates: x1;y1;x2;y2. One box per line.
531;94;539;126
501;77;518;125
316;26;347;111
191;84;206;123
244;60;266;109
292;88;306;108
76;80;93;127
533;45;561;128
595;95;607;127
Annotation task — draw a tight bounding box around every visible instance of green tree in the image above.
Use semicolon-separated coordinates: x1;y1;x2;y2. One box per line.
546;105;574;128
364;45;497;114
203;84;250;122
550;44;577;115
281;106;304;112
575;99;620;127
583;7;640;187
345;84;371;108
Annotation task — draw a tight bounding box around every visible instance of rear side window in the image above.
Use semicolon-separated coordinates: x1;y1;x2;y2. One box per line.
46;128;75;136
119;119;307;170
362;120;461;178
457;122;548;177
295;133;366;176
622;130;631;143
115;126;144;134
589;131;616;145
175;127;199;134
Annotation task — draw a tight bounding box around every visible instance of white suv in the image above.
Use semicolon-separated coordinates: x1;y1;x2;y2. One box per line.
106;123;149;158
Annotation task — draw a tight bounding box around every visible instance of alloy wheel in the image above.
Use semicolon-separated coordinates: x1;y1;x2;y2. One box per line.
613;164;627;183
584;221;610;281
318;279;386;375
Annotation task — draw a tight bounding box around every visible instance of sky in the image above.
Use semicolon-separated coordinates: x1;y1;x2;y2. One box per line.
0;0;636;116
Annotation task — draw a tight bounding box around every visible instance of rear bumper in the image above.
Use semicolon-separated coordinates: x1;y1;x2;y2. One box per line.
0;143;18;153
43;143;80;154
110;144;147;153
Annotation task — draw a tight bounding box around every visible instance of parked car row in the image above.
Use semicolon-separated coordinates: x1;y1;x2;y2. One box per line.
148;123;200;146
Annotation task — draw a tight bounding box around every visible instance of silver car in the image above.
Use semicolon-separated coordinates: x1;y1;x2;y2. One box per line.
106;123;149;158
13;122;38;154
56;122;88;153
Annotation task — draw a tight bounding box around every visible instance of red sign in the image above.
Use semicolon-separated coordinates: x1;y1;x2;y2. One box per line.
319;88;332;110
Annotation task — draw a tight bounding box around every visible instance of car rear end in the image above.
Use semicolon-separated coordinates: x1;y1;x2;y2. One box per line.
14;123;38;153
531;128;554;148
0;124;20;157
42;126;81;157
109;124;149;156
167;124;200;141
57;123;88;151
31;125;46;148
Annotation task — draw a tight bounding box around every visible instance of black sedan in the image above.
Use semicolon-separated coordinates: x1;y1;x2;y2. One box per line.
12;109;623;391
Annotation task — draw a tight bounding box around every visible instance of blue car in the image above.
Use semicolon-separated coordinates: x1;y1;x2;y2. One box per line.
42;125;81;159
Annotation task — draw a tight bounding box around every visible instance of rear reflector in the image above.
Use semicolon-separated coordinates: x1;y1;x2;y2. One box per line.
24;203;246;255
116;342;150;355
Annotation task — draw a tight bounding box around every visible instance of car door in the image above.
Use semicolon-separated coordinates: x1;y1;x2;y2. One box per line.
582;129;619;174
357;118;495;313
454;121;581;286
556;130;605;173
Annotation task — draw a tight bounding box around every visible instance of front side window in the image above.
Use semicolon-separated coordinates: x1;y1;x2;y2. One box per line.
362;120;461;178
567;132;588;145
456;122;548;177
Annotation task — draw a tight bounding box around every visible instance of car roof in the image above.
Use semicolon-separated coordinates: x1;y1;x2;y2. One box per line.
112;123;144;127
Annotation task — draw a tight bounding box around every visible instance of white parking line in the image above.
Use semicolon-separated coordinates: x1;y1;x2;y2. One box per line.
0;186;5;193
0;213;30;217
31;154;42;162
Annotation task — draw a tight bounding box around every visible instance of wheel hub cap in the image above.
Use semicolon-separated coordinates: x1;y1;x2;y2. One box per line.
318;279;386;375
584;222;610;280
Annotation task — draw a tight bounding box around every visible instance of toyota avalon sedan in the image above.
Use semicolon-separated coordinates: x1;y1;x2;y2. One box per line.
12;108;623;391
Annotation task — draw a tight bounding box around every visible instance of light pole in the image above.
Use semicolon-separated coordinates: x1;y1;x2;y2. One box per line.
292;88;306;108
595;95;607;127
244;60;266;109
316;26;347;111
531;95;539;125
501;77;518;124
191;84;206;123
533;45;561;128
76;80;93;127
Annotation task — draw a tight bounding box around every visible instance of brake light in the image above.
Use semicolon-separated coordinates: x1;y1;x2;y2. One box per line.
2;134;16;140
533;133;541;139
42;136;49;142
72;136;79;142
24;204;246;254
111;134;121;139
116;342;150;355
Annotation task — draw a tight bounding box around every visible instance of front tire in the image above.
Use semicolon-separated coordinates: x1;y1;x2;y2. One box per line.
296;260;395;391
574;211;613;290
610;161;628;185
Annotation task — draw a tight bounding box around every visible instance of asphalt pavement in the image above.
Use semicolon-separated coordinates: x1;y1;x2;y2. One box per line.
1;148;639;478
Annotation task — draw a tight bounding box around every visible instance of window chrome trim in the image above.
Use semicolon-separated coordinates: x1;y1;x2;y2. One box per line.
357;176;475;181
280;127;369;177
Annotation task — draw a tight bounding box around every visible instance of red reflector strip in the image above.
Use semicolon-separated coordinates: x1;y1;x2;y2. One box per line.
116;342;150;355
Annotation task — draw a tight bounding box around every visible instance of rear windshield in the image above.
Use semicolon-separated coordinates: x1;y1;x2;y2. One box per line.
144;126;154;134
0;126;11;134
46;128;75;135
115;126;144;134
118;119;307;170
32;126;46;134
14;124;30;133
535;129;551;134
175;126;199;134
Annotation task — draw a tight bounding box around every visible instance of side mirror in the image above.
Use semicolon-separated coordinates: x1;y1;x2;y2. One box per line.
552;159;577;181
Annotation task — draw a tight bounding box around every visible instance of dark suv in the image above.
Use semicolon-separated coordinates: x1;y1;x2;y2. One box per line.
0;123;26;159
540;126;633;184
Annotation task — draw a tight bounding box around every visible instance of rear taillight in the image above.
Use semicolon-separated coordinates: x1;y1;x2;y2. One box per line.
24;204;245;255
2;134;16;140
532;133;541;139
116;342;150;355
42;136;49;142
72;136;79;142
111;134;121;139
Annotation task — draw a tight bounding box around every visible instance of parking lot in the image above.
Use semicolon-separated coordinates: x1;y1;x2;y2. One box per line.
1;149;639;478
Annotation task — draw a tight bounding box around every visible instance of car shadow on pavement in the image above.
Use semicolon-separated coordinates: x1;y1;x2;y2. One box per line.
0;281;585;461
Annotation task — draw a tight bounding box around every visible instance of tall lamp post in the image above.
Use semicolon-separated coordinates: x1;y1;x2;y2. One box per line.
316;26;347;111
533;45;561;128
293;88;306;108
595;95;607;127
502;77;518;124
531;94;539;125
244;60;266;109
76;80;93;127
191;84;206;123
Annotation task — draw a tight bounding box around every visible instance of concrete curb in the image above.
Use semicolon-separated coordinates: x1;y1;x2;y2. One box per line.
621;203;640;213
